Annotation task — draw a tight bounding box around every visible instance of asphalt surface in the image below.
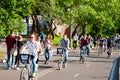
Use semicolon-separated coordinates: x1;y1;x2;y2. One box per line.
0;43;120;80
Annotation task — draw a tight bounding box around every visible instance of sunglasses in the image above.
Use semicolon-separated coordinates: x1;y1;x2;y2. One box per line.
30;37;34;38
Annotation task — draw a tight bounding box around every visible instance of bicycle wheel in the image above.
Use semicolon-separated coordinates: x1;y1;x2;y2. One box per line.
58;58;63;70
20;68;29;80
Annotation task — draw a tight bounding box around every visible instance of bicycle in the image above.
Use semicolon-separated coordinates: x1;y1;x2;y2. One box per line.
98;45;103;56
20;54;37;80
57;48;67;70
80;46;87;64
107;48;112;58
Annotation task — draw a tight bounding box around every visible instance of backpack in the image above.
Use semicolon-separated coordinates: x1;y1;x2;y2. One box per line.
81;39;87;46
99;40;104;46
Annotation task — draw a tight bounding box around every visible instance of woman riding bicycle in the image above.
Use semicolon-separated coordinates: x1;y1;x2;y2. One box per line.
20;34;39;78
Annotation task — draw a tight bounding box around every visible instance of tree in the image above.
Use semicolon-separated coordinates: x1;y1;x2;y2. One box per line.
0;0;35;37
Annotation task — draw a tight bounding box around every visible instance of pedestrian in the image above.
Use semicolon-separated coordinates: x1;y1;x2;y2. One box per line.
20;34;39;77
44;34;52;64
93;36;98;49
39;31;45;44
73;33;78;49
87;34;93;56
36;36;42;63
59;34;70;66
14;35;24;70
5;30;16;70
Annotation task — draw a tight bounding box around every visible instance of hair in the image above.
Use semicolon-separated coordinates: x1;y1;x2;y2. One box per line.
10;30;14;34
18;35;23;40
36;36;40;41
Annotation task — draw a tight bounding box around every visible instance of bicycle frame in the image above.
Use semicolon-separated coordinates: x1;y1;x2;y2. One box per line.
20;54;36;80
80;46;87;64
57;48;65;70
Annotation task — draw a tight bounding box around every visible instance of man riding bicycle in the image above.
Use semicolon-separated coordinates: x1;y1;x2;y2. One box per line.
59;35;70;66
79;35;88;61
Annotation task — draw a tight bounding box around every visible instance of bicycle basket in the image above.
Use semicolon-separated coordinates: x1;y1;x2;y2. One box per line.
57;48;63;54
82;46;86;50
20;54;30;64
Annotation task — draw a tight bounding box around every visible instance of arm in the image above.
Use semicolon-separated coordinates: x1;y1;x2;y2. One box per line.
20;43;27;54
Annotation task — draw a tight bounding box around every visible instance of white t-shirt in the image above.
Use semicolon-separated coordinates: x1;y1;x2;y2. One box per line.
44;39;51;49
27;40;38;55
73;35;78;41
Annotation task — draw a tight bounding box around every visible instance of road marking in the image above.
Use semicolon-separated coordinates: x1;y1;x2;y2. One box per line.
73;73;80;78
37;66;57;78
37;69;54;78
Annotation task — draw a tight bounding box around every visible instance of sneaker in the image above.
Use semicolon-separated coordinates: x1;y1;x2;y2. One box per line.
45;61;49;64
79;58;81;62
63;62;67;68
7;67;11;70
16;67;19;70
11;65;15;69
31;73;36;78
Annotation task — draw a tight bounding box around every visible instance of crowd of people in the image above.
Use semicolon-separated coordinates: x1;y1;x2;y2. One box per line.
4;30;120;77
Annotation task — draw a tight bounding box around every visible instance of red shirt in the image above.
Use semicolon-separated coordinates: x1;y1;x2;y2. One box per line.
80;38;88;46
5;35;16;50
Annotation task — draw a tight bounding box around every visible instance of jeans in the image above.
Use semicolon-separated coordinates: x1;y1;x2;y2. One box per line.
87;45;90;56
63;47;68;62
7;50;15;69
80;46;87;58
31;54;38;73
44;49;51;61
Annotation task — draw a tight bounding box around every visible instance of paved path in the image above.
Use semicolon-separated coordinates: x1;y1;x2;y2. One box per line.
0;43;120;80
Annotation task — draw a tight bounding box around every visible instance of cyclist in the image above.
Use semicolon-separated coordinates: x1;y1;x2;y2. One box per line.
20;34;39;78
103;37;107;52
98;37;104;55
59;35;70;66
107;37;113;57
79;35;88;61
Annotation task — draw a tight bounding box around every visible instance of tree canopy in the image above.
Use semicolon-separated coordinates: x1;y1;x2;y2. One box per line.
0;0;120;37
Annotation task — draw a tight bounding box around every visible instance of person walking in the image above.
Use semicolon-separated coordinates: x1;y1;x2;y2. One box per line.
5;30;16;70
36;36;42;63
73;33;78;49
40;31;45;44
44;34;52;64
14;35;24;70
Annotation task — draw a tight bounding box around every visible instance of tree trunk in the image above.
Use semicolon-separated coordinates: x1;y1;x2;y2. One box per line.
31;11;41;35
72;24;79;38
47;20;56;39
82;24;87;35
31;12;36;33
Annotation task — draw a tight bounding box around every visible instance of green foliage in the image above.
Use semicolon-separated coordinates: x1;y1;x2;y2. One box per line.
0;51;6;57
56;0;120;36
0;0;35;38
1;0;120;38
52;35;62;45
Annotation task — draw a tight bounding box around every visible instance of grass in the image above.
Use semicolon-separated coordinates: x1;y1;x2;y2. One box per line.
0;51;6;59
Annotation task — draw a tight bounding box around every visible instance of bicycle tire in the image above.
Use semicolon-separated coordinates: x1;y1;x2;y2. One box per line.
58;58;63;70
20;68;29;80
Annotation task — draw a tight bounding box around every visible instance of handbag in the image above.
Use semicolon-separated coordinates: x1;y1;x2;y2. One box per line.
10;47;17;56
